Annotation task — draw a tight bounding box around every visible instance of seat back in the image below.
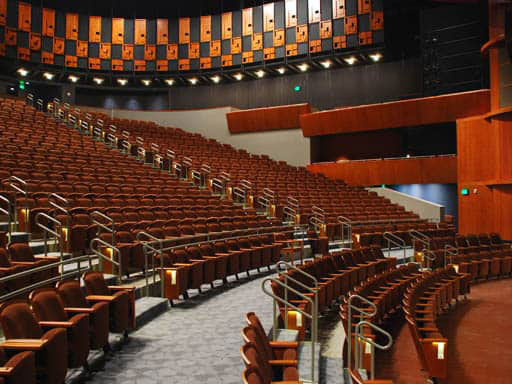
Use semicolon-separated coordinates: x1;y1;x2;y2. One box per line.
0;301;42;339
29;289;68;322
7;243;35;262
82;272;109;296
55;280;88;308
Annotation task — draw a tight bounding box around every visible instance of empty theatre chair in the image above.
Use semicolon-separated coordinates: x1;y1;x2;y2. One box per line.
55;280;110;351
199;243;229;282
0;248;32;294
7;243;58;282
0;301;67;384
82;272;135;335
29;288;90;369
0;348;36;384
241;342;299;383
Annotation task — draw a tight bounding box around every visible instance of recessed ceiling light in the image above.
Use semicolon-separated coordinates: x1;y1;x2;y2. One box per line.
234;73;243;81
17;68;29;77
255;70;265;78
277;67;286;75
189;78;198;85
43;72;54;80
320;60;332;69
93;77;104;85
369;52;383;62
141;79;151;86
298;63;309;72
211;75;221;83
165;79;174;86
68;75;79;83
344;56;357;65
117;78;128;86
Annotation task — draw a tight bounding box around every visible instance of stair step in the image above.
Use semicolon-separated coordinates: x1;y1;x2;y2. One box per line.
297;341;321;383
8;232;30;243
134;296;170;329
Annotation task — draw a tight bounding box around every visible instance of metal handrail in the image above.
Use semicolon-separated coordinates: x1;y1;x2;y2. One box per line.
240;179;252;190
90;211;115;244
312;205;325;216
347;294;378;371
287;196;299;209
220;171;231;182
263;188;275;203
0;254;92;302
354;320;393;380
136;231;164;297
150;143;159;153
0;194;12;239
211;178;225;196
409;229;430;252
8;176;27;232
383;231;407;260
338;215;353;246
422;249;437;270
309;215;325;232
283;206;297;223
89;238;122;283
35;212;64;260
232;187;246;205
444;244;458;267
261;277;316;384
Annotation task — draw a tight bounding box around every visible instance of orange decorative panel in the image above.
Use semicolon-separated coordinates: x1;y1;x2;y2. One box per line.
89;16;101;43
29;33;41;51
333;35;347;49
333;0;345;19
242;51;253;63
42;51;54;64
231;37;241;54
178;59;190;70
358;31;372;45
200;57;211;69
18;2;31;32
210;40;221;56
371;11;384;30
346;16;357;34
135;19;147;45
134;60;146;71
144;44;156;60
42;8;55;37
263;47;275;60
179;18;190;44
112;59;123;71
309;39;321;53
320;20;332;38
296;25;308;43
252;33;263;50
156;60;169;71
189;42;199;59
5;27;16;45
286;43;298;56
264;3;274;32
200;16;211;42
222;12;232;40
0;0;6;26
358;0;371;14
308;0;321;23
17;47;30;60
88;57;100;70
112;18;124;44
221;54;233;66
53;37;65;54
274;29;284;47
166;44;177;60
242;8;253;36
157;18;168;44
123;44;134;60
100;43;111;59
65;55;77;67
286;0;297;28
77;40;88;57
66;13;78;40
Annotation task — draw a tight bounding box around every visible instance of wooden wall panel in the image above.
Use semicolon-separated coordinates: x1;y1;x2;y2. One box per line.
66;13;78;40
18;2;31;32
210;40;220;56
226;103;311;133
29;33;41;50
200;15;211;42
77;40;88;57
42;8;55;37
112;18;124;44
222;12;232;40
286;0;297;27
89;16;101;43
301;90;491;137
123;44;133;59
0;0;6;26
242;8;253;36
179;17;190;44
333;0;345;19
309;0;321;23
263;3;274;32
307;156;457;186
166;43;177;59
157;18;168;44
135;19;147;44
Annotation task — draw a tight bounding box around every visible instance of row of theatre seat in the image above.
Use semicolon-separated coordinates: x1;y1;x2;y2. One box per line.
0;272;134;384
403;267;471;381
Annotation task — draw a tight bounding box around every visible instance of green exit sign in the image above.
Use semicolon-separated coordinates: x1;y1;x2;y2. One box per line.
461;188;469;196
19;80;25;90
294;85;301;92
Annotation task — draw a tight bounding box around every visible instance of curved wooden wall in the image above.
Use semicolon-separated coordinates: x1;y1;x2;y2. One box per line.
0;0;384;72
307;155;457;186
226;103;311;133
300;89;490;137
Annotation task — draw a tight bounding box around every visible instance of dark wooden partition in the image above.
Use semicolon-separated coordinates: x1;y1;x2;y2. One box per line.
226;103;311;133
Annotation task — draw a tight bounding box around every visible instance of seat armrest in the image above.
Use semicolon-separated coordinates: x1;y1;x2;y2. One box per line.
269;360;298;366
269;341;299;348
108;285;135;291
65;307;95;314
0;367;14;375
39;321;74;328
86;295;115;302
1;339;47;351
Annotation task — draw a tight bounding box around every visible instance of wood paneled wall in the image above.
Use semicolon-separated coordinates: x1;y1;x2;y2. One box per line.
300;90;490;137
307;155;457;186
226;103;311;133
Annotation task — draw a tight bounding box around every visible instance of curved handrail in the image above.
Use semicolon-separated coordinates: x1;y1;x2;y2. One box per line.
136;231;164;297
89;238;122;283
383;231;407;260
35;212;63;259
354;320;393;380
444;244;458;267
422;249;437;270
